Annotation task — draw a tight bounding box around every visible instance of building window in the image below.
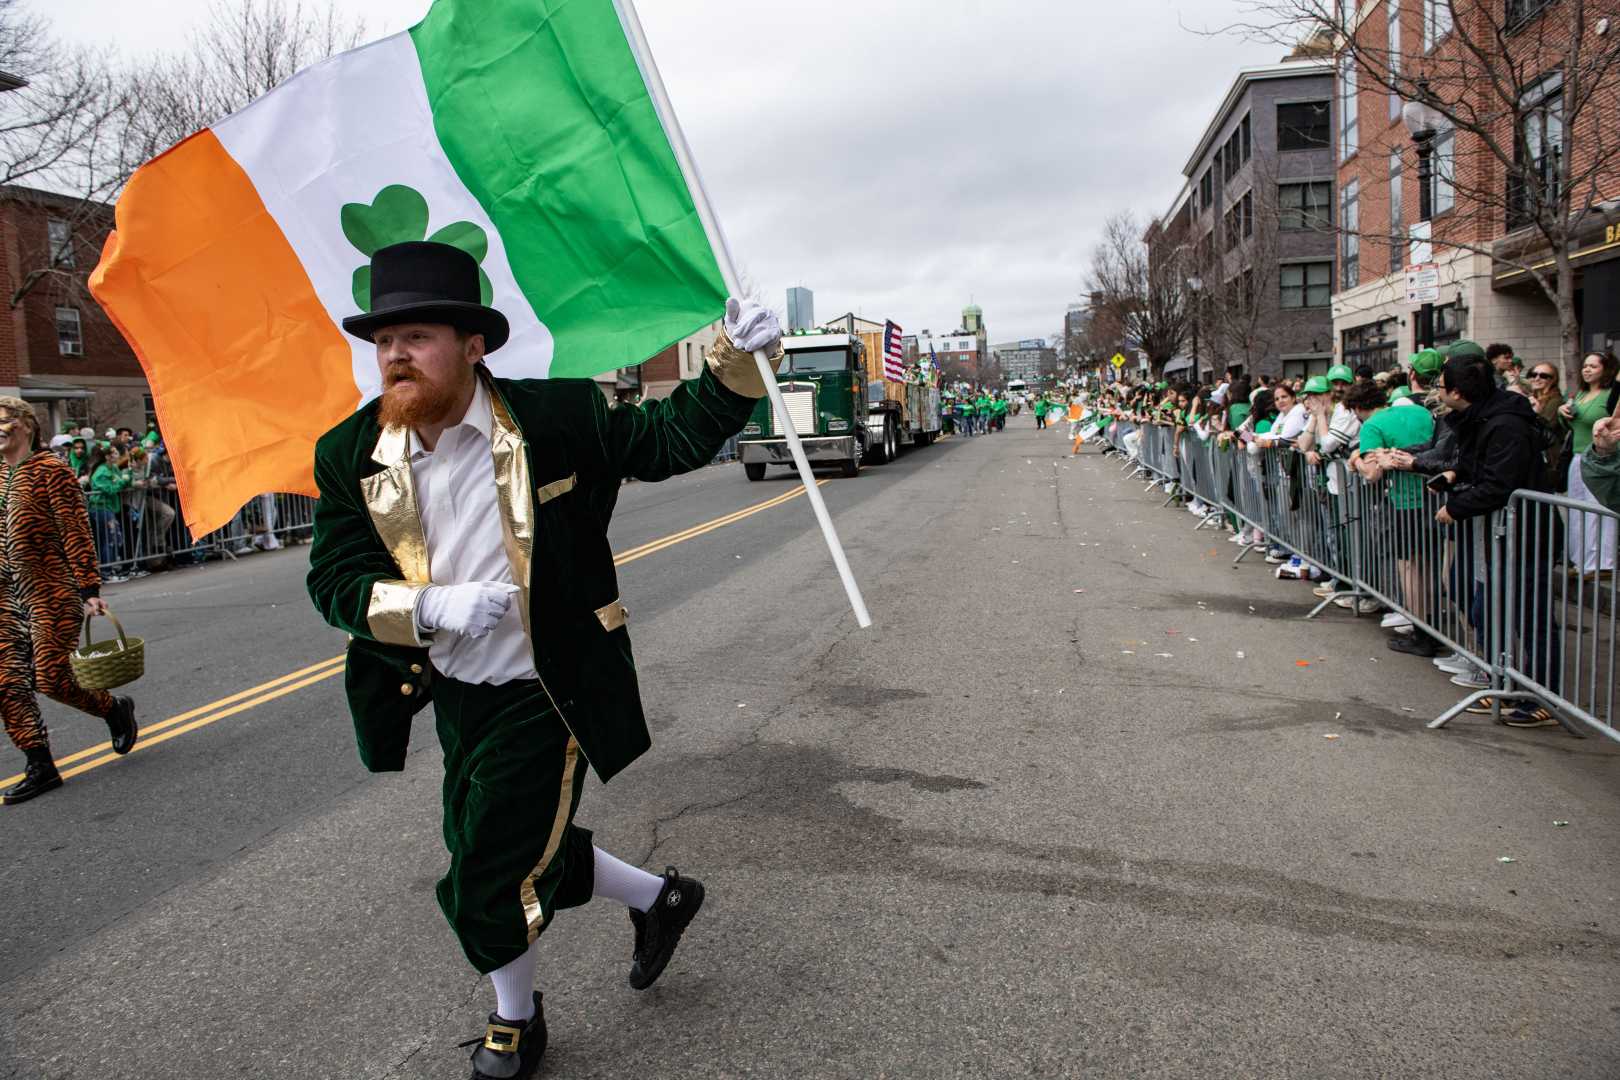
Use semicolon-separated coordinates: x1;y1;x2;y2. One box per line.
1341;179;1360;287
1240;113;1251;164
47;218;75;269
1510;71;1563;229
1278;181;1332;230
1342;317;1399;370
1280;262;1332;309
1424;0;1452;49
1240;191;1253;239
1199;168;1213;208
55;307;83;356
1432;300;1464;346
1432;127;1456;214
1277;101;1330;151
64;397;92;430
1506;0;1552;25
1338;54;1358;159
1389;152;1404;272
1387;0;1402;119
143;394;159;433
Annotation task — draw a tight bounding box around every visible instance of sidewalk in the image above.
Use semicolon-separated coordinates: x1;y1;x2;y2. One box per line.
3;421;1616;1079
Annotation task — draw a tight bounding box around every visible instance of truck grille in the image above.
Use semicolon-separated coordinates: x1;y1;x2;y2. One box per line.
775;389;817;435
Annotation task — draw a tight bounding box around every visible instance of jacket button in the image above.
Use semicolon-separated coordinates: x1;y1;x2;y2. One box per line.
410;664;424;674
400;683;414;697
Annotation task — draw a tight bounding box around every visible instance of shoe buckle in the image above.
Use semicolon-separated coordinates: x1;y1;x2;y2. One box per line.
483;1022;523;1053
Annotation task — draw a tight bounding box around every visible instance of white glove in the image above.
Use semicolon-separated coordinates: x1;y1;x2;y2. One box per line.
416;582;519;639
723;298;783;355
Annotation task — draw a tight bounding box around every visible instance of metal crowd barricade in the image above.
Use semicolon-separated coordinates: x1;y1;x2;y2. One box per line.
1342;468;1491;675
93;485;318;579
1116;419;1616;742
1431;490;1618;743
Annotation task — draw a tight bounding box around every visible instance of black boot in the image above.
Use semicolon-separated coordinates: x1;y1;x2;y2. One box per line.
628;867;705;990
465;992;545;1080
1387;631;1439;658
105;696;137;755
3;757;63;805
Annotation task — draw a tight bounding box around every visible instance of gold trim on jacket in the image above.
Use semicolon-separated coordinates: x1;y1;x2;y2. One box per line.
361;423;432;646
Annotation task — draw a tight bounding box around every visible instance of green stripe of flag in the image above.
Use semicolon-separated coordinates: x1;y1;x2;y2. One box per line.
410;0;726;378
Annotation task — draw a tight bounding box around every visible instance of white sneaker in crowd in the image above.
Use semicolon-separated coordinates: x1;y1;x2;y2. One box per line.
1433;651;1470;674
1381;612;1413;630
1450;664;1491;689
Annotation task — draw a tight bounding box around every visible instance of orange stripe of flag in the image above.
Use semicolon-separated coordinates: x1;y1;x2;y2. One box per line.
90;129;359;536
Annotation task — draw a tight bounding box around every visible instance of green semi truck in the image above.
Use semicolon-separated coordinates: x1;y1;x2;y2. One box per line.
738;331;867;480
737;329;941;481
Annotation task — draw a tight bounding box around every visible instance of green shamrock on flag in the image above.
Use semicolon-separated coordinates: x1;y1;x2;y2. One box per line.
341;184;494;310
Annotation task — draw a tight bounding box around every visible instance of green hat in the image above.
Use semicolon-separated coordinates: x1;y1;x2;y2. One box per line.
1389;386;1413;401
1303;375;1330;394
1326;364;1354;384
1442;339;1485;361
1155;381;1168;390
1409;348;1444;376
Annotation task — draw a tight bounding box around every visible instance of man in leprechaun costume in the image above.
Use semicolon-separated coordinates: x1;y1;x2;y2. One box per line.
307;241;778;1080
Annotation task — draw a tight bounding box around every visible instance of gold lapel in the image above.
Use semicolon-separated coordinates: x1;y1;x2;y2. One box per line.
486;373;535;638
360;423;430;583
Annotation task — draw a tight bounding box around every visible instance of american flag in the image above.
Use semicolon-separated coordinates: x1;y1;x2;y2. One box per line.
883;321;906;381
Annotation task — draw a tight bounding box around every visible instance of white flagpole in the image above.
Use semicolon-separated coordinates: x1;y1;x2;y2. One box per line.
614;0;873;629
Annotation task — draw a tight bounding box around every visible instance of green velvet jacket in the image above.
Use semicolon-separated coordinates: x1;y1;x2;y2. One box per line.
306;363;757;783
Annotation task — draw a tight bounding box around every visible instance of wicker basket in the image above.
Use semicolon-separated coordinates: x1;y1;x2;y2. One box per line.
71;611;145;691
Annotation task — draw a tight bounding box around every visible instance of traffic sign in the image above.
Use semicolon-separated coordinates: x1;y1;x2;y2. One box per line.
1110;353;1127;370
1405;263;1440;304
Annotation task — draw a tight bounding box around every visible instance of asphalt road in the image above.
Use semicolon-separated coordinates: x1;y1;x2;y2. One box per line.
1;419;1616;1079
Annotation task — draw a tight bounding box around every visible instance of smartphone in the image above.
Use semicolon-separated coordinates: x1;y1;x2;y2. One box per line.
1425;474;1452;493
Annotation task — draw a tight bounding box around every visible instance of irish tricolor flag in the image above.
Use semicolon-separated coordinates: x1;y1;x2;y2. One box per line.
91;0;726;534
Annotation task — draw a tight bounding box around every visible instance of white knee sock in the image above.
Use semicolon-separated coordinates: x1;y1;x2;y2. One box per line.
592;846;665;912
489;941;537;1021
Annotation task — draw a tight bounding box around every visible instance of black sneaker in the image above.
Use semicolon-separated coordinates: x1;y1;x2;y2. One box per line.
106;696;137;755
1386;632;1439;658
628;867;705;990
1502;706;1560;728
2;760;63;805
464;992;545;1080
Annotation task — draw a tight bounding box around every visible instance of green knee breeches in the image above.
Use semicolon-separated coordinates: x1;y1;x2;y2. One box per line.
432;675;596;974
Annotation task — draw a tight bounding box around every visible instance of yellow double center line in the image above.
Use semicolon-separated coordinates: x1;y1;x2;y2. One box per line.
2;480;826;790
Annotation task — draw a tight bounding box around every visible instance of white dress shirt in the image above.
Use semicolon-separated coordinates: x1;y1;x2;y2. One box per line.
409;379;538;685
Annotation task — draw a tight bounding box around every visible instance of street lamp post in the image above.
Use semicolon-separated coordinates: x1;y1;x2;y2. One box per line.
1186;275;1203;382
1402;88;1444;351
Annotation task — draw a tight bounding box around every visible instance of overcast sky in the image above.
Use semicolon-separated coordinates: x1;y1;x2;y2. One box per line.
47;0;1286;345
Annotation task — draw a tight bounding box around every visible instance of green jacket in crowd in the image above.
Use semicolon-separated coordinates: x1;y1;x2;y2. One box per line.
1582;448;1620;515
975;395;991;416
87;463;130;513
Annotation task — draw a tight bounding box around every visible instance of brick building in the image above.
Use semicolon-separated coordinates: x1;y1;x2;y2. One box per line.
0;186;151;436
1331;2;1620;373
636;319;723;400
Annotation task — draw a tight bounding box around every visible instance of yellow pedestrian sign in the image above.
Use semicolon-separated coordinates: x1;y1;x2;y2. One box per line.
1110;353;1127;370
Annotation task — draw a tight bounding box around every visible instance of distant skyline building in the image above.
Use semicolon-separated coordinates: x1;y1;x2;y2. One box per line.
786;286;815;332
992;339;1056;383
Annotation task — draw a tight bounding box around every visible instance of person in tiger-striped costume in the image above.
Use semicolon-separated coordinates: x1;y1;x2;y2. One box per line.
0;397;137;805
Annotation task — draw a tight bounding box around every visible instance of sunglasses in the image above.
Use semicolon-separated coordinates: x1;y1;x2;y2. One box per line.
1528;372;1555;380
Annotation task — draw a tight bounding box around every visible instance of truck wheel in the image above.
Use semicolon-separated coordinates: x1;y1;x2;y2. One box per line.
869;421;890;464
744;462;766;481
839;456;859;478
886;422;899;461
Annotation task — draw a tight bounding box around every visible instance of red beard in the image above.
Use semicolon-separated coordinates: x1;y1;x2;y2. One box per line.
377;366;463;429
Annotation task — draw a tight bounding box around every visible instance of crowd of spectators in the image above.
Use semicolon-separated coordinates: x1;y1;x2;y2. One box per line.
1086;340;1618;729
42;423;296;581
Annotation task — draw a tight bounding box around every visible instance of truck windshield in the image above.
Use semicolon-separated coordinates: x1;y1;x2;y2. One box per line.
778;348;849;374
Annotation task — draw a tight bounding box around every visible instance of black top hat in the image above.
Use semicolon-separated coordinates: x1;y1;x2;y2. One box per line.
341;241;510;353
